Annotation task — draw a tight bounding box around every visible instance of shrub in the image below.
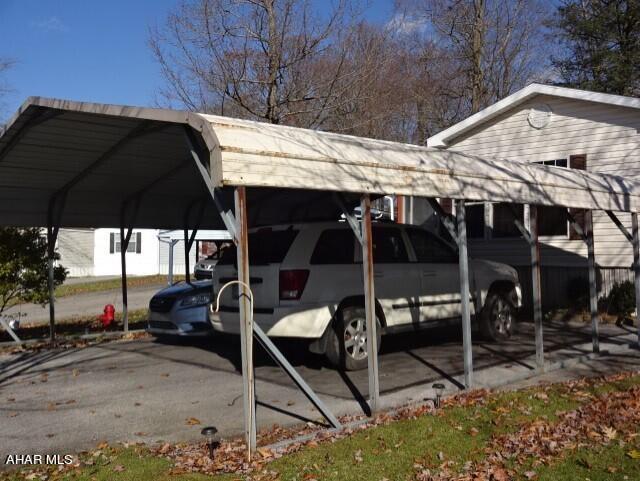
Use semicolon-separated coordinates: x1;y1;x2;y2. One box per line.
566;277;590;309
600;281;636;317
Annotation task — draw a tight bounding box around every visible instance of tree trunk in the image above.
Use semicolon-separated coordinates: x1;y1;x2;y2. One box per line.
471;0;486;114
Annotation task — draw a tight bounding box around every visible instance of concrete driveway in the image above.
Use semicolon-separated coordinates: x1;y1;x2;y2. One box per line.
1;320;638;461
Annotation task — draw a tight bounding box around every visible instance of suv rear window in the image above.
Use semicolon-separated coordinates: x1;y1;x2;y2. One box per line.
218;228;299;265
310;229;355;264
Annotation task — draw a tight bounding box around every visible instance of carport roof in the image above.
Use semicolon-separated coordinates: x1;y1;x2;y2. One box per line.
1;96;639;231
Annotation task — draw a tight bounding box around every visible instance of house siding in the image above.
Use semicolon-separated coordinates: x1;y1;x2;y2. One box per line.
57;228;95;277
448;94;640;270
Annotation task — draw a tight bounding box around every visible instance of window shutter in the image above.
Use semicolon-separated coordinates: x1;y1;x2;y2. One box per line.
109;233;115;254
136;232;142;253
569;154;587;171
569;154;587;240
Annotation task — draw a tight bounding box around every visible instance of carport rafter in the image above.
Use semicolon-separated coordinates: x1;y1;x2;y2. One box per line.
0;107;62;165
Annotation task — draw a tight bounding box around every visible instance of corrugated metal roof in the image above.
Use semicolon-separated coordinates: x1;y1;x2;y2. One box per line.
0;96;639;231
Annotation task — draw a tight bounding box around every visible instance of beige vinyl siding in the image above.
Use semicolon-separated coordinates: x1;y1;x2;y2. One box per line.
451;94;640;268
57;228;95;277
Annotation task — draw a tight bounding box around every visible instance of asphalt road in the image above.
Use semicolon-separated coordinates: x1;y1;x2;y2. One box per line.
1;320;637;462
3;284;162;324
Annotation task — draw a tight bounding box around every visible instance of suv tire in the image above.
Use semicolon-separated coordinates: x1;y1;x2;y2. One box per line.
326;305;382;371
480;290;516;341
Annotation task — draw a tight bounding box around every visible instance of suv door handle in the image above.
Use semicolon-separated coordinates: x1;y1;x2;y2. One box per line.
422;270;436;277
374;271;384;278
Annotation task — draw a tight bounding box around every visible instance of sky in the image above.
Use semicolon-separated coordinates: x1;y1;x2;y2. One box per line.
0;0;394;118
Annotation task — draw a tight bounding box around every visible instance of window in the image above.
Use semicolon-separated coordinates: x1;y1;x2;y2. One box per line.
110;232;142;254
218;228;299;265
535;158;568;168
310;229;356;264
465;203;485;239
492;203;524;238
372;227;408;263
538;206;568;236
406;227;457;263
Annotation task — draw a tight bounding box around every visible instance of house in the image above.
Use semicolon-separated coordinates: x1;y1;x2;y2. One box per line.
56;228;230;277
425;83;640;309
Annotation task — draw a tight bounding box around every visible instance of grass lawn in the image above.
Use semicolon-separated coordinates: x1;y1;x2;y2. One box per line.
0;309;150;344
3;372;639;481
55;275;184;298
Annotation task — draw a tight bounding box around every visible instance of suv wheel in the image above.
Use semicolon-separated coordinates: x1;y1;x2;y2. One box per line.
480;291;516;341
326;306;381;371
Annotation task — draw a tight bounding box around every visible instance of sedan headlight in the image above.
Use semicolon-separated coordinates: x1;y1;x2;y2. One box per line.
181;293;212;307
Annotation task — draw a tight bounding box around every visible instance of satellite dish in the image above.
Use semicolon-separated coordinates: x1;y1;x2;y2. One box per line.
528;104;552;129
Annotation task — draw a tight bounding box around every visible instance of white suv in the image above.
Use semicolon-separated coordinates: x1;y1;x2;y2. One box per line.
210;222;522;370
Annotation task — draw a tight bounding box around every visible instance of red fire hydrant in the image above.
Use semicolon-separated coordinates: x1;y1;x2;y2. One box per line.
99;304;115;329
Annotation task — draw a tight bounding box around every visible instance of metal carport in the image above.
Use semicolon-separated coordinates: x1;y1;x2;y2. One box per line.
2;96;640;460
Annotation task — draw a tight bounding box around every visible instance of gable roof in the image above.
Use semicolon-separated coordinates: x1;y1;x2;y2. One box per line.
427;83;640;148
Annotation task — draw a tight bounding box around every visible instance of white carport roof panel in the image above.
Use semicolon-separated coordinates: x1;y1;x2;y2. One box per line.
0;97;639;232
204;113;640;212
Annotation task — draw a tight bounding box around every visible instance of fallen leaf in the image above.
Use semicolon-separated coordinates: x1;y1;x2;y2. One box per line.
626;449;640;459
134;402;141;407
469;427;479;437
524;471;537;479
134;432;147;436
257;447;272;458
492;467;509;481
603;426;617;440
113;465;125;472
72;369;80;377
46;402;56;411
8;412;18;417
354;449;363;463
437;451;444;461
160;373;170;377
185;417;201;426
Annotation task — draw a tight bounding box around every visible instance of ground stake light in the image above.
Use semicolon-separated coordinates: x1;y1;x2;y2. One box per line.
432;383;445;408
201;426;219;459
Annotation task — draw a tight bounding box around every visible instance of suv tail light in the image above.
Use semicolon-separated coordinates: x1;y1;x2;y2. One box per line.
279;269;309;300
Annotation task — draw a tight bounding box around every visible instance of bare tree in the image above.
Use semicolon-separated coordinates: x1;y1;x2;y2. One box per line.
396;0;552;123
0;58;15;122
150;0;371;127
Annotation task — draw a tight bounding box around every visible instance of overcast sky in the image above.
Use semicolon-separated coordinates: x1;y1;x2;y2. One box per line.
0;0;393;116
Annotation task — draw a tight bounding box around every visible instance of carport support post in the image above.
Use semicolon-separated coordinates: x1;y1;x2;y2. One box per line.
46;224;59;344
455;200;473;389
361;194;380;412
168;239;177;285
632;213;640;347
119;225;133;333
184;229;191;283
585;210;599;353
529;206;544;370
235;186;256;459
